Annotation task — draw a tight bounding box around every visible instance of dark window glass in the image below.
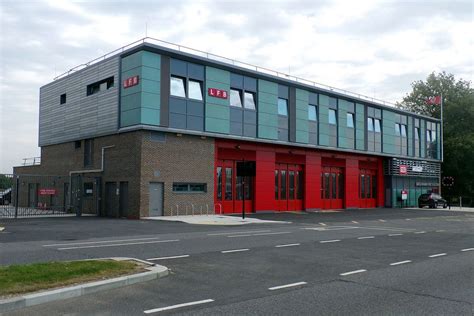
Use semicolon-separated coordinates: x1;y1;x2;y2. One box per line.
401;124;407;137
372;175;377;198
324;173;330;199
60;93;66;104
188;80;203;101
244;92;256;110
374;119;381;133
289;171;295;200
361;174;365;198
230;89;242;107
225;168;232;200
329;109;337;125
74;140;81;149
338;173;344;199
217;167;222;200
297;171;303;199
346;113;354;128
84;139;93;167
236;176;243;200
275;170;279;200
308;105;317;121
190;184;206;192
366;176;371;199
244;176;252;200
172;183;207;193
331;173;337;198
170;76;186;97
280;170;287;199
278;98;288;116
87;77;114;96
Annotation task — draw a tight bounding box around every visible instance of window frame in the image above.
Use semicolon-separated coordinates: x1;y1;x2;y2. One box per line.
172;183;207;193
395;123;401;136
400;124;407;137
86;77;114;96
243;91;256;110
308;104;317;121
367;117;374;132
328;109;337;125
277;98;288;116
188;79;203;101
60;93;66;105
230;88;243;107
170;75;187;98
374;119;381;133
346;112;354;128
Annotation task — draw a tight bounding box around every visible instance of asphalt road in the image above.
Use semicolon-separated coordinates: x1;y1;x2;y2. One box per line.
1;208;473;315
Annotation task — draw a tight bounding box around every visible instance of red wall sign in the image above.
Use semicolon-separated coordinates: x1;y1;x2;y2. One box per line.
399;165;407;175
123;75;139;88
208;88;228;99
39;188;57;195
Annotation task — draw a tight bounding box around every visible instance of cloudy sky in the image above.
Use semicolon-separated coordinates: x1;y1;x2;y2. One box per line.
0;0;472;173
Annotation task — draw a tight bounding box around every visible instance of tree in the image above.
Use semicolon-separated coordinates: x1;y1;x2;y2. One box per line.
0;174;13;190
398;72;474;200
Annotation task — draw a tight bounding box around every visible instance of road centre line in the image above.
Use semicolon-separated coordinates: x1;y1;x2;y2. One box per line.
319;223;327;226
302;226;359;231
414;231;426;234
275;243;300;248
43;237;161;247
340;269;366;276
352;221;359;224
461;248;474;252
207;230;271;236
390;260;412;266
356;226;415;232
57;239;179;250
221;248;249;253
144;299;214;314
429;253;447;258
378;219;386;222
268;282;307;291
320;239;341;243
388;233;403;236
227;231;291;238
147;255;190;261
357;236;375;239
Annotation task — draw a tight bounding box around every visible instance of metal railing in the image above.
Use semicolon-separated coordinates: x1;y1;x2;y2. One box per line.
170;203;223;216
22;157;41;166
53;37;398;107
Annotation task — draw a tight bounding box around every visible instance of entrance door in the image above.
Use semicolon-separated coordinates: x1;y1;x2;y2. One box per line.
359;169;377;208
216;160;254;214
105;182;118;217
149;182;163;216
321;166;344;209
275;164;304;211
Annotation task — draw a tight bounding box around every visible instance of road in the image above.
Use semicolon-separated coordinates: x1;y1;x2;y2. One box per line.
1;208;473;315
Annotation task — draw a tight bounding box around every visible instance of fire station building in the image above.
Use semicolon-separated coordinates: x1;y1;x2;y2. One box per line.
14;39;442;218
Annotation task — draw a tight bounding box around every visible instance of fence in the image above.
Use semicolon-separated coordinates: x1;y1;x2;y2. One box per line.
0;174;76;218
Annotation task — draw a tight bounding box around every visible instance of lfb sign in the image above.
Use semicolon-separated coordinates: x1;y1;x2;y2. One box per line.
399;165;408;175
208;88;228;99
401;189;408;200
123;75;139;88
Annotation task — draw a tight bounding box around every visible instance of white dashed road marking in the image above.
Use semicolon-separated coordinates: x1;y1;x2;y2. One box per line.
352;221;359;224
378;219;386;222
357;236;375;239
390;260;412;266
340;269;366;276
207;230;271;236
429;253;447;258
57;239;179;250
144;299;214;314
319;223;327;226
268;282;307;291
414;231;426;234
275;243;300;248
461;248;474;252
388;233;403;237
227;231;291;238
320;239;341;243
221;248;249;254
43;237;161;247
147;255;190;261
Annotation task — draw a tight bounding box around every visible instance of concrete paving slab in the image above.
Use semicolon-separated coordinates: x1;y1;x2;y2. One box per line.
143;215;291;225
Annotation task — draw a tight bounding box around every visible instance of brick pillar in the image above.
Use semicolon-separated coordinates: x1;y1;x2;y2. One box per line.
255;150;275;211
345;158;359;208
305;153;321;210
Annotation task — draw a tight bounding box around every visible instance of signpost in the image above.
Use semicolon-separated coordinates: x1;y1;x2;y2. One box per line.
236;161;256;219
401;189;408;208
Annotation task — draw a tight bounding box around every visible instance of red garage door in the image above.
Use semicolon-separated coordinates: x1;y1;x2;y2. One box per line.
216;160;254;214
321;166;344;209
359;169;377;208
275;164;304;211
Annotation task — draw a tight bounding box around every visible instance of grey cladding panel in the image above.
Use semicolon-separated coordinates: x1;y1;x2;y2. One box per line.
39;56;119;146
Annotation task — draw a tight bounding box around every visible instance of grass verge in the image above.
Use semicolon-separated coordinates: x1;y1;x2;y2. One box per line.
0;260;143;297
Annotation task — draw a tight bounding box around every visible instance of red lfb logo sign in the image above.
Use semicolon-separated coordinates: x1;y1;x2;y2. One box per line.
208;88;228;99
39;188;57;195
123;75;139;88
399;165;408;175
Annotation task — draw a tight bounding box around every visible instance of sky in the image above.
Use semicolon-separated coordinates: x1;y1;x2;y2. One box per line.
0;0;472;173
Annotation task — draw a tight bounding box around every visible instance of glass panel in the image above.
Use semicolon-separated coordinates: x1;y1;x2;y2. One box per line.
366;176;371;199
230;89;242;107
170;76;186;97
367;118;374;131
173;184;189;192
372;175;377;199
308;105;317;121
329;109;337;125
289;171;295;200
338;173;344;199
280;170;287;199
188;80;203;100
361;174;365;198
275;170;279;200
431;130;436;141
217;167;222;200
321;173;324;199
189;184;206;192
244;176;252;200
415;127;419;140
225;168;232;200
426;130;431;142
244;92;256;110
278;98;288;116
374;119;381;132
395;123;400;136
346;113;354;128
324;173;330;199
297;171;303;199
401;124;407;137
236;176;243;200
331;173;337;199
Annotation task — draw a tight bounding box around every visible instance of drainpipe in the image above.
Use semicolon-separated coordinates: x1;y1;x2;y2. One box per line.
69;145;115;215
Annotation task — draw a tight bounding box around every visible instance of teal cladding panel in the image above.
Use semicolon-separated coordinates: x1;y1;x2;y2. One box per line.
295;89;309;143
319;94;330;106
258;79;278;140
407;118;413;156
420;120;426;158
319;104;329;146
355;103;365;150
205;66;230;134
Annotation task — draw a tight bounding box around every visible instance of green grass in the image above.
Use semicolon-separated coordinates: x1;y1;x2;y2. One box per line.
0;260;142;296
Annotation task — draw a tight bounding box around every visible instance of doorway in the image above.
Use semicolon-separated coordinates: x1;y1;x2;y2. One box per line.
149;182;164;216
275;164;304;211
321;166;344;209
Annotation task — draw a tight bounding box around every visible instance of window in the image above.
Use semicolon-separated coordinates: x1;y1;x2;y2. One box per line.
74;140;81;149
172;183;207;193
346;113;354;128
244;92;256;110
367;118;374;131
170;76;186;97
225;168;232;200
230;89;242;107
328;109;337;125
374;119;381;133
83;182;93;197
415;127;420;140
430;130;436;141
86;77;114;96
395;123;401;136
308;105;317;121
188;80;203;101
84;139;93;167
400;124;407;137
426;130;432;142
60;93;66;104
217;168;222;200
280;170;287;199
275;170;279;200
278;98;288;116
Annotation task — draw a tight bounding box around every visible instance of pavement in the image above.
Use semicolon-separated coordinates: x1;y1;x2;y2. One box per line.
1;208;473;315
143;215;291;225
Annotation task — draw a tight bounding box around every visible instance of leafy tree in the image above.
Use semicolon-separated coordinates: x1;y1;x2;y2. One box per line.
0;174;13;190
398;72;474;200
